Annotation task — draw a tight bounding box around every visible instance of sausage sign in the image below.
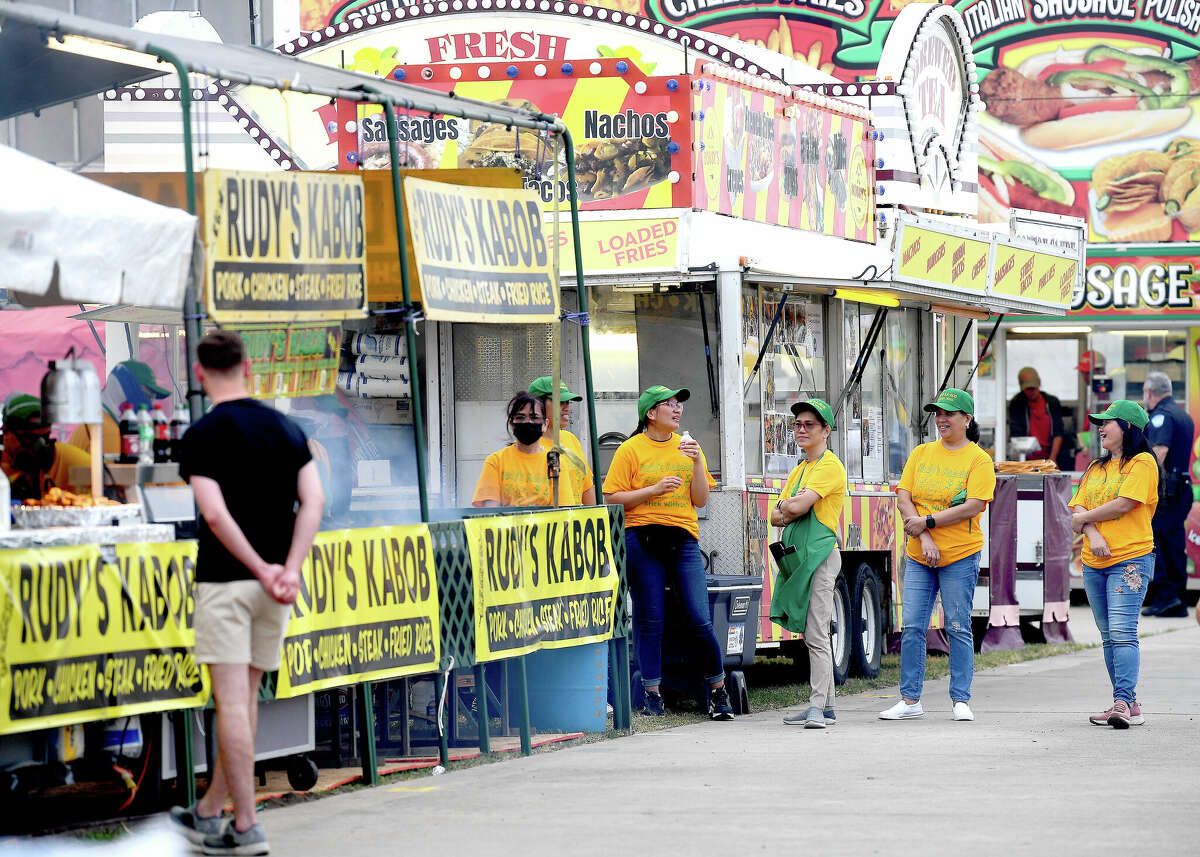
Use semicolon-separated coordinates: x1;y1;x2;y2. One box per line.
465;507;617;662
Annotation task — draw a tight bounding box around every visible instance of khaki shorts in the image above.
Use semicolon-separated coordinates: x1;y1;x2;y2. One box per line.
194;580;292;671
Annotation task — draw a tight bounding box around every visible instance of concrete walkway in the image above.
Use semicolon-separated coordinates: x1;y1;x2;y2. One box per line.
263;618;1200;855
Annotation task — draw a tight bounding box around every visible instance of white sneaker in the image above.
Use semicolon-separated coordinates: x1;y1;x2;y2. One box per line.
879;700;924;720
953;702;975;721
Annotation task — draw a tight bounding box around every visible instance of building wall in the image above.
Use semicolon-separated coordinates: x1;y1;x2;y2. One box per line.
3;0;280;167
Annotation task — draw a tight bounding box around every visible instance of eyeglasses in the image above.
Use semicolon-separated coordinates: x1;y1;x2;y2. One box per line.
511;416;543;424
791;419;822;432
657;399;683;411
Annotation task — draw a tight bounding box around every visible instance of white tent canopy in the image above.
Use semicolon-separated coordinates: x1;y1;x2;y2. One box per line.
0;143;196;309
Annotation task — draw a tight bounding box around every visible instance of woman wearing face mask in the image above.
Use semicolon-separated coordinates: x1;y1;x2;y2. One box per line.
602;385;733;720
472;391;583;508
771;398;847;729
881;388;995;723
1070;401;1160;729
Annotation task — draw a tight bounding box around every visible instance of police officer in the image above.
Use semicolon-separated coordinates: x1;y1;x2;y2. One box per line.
1142;371;1194;617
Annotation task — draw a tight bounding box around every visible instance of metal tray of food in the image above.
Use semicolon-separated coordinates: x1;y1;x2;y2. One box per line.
12;503;145;530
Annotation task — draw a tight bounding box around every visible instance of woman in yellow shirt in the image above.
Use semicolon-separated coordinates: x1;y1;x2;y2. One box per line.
602;385;732;720
1070;400;1160;729
770;398;847;729
881;388;995;723
472;392;582;508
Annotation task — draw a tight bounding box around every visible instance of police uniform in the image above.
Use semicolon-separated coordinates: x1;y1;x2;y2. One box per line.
1145;395;1194;613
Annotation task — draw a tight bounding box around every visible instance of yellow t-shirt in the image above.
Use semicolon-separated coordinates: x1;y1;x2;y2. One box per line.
778;450;847;538
602;432;717;540
6;441;93;497
67;413;120;457
538;429;593;500
472;443;583;508
898;440;996;566
1070;452;1159;569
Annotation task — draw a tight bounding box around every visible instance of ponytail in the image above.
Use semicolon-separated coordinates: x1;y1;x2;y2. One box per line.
630;417;648;437
966;418;980;444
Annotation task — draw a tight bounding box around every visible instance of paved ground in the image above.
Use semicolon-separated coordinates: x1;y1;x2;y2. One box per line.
263;615;1200;855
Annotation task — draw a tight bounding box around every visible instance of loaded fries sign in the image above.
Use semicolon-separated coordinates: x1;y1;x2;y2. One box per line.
204;170;368;323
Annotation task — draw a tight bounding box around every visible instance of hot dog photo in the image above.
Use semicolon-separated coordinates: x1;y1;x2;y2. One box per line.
978;35;1200;241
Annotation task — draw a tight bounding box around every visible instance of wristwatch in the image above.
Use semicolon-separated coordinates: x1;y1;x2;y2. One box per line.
926;515;936;529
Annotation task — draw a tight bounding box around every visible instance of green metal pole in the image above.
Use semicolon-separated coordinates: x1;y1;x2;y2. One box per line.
559;128;603;503
377;94;431;523
514;656;532;756
147;45;204;425
355;681;379;785
473;664;491;754
433;671;450;766
148;45;198;806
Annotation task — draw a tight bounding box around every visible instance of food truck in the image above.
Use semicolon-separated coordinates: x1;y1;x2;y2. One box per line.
98;4;1084;684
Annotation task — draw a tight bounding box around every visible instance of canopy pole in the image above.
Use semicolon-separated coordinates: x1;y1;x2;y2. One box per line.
377;95;431;525
146;44;204;425
146;43;199;809
560;127;603;504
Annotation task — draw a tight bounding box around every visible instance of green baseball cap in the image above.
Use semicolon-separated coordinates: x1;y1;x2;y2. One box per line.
1089;400;1149;430
528;376;582;402
638;385;690;422
924;388;975;417
790;397;836;430
2;393;42;428
119;360;170;398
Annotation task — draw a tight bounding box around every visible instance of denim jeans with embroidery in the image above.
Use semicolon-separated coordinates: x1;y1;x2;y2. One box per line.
1083;553;1153;703
899;553;980;703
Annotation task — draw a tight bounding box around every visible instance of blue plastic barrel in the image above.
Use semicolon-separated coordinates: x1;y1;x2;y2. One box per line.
519;642;609;733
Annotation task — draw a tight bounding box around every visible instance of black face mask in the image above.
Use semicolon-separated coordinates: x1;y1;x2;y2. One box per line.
512;422;544;446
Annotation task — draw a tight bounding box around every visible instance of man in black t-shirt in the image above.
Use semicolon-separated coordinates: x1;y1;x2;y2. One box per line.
169;331;323;856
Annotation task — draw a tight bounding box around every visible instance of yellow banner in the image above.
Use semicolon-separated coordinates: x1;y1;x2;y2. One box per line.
896;226;989;292
275;527;441;698
403;178;559;323
226;322;342;399
0;542;208;736
204;170;368;323
548;218;682;276
992;244;1038;299
465;507;617;662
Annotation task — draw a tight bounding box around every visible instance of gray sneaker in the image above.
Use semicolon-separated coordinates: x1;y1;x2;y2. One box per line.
823;709;836;725
202;820;271;856
783;706;826;728
168;803;225;845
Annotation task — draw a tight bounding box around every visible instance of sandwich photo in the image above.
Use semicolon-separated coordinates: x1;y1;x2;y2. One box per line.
977;128;1083;223
1089;135;1200;242
979;44;1200;151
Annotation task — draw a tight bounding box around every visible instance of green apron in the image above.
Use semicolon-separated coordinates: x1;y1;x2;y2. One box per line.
768;453;839;634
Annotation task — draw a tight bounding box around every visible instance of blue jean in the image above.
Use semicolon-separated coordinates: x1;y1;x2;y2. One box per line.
626;528;724;688
1083;553;1153;703
900;553;980;703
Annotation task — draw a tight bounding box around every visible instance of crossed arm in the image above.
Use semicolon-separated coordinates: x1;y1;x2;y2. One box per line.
190;461;325;604
1070;497;1138;559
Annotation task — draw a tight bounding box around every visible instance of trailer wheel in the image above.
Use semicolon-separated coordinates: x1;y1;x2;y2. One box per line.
287;755;319;792
726;670;751;715
831;572;852;686
851;564;883;679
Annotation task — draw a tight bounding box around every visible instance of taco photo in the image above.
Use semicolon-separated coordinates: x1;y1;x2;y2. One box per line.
979;43;1199;151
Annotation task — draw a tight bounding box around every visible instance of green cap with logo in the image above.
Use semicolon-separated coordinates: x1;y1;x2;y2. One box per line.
923;388;975;417
528;376;582;402
1089;400;1149;431
790;397;836;430
638;385;690;422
